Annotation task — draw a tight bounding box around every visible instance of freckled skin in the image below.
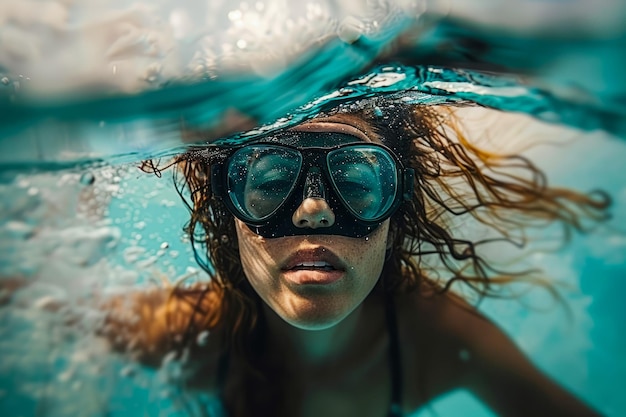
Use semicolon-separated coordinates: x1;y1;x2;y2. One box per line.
235;218;390;330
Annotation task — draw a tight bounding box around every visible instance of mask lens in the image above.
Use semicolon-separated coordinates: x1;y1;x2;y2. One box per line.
327;146;398;221
227;146;302;221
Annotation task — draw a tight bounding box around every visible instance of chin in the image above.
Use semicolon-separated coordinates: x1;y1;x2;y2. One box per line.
278;298;356;331
286;316;344;331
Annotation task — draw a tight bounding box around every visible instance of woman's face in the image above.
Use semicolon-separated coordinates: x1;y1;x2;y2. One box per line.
235;218;389;331
234;116;391;330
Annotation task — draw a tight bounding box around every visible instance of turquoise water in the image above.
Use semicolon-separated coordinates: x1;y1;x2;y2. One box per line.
1;1;626;416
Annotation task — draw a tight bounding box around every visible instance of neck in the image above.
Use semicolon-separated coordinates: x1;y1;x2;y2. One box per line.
263;303;366;365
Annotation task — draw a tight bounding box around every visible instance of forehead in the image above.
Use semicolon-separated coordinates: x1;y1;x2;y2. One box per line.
266;131;365;147
250;113;382;148
291;114;381;143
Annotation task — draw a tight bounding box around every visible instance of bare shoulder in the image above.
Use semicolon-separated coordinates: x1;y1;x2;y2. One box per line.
394;286;601;416
396;284;484;331
393;286;485;408
395;285;502;357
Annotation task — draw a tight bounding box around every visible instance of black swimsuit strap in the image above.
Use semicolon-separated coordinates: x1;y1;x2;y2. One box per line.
385;295;404;417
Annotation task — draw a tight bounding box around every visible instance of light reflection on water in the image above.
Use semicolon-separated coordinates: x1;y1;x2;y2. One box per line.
1;1;626;416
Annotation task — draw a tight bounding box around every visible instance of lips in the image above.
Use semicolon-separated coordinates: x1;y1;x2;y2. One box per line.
281;248;346;285
291;260;336;270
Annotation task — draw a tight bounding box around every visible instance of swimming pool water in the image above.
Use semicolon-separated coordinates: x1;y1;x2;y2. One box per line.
1;1;625;416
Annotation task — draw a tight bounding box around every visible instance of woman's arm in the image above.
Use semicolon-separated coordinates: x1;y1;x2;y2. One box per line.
436;295;601;417
460;312;601;417
401;291;601;417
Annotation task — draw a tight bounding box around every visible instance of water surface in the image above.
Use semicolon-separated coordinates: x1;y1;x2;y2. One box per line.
1;1;625;416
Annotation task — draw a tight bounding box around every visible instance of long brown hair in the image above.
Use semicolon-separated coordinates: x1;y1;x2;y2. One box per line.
142;100;609;411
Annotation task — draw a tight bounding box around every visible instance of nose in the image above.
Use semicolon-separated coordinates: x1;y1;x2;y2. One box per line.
292;167;335;229
292;197;336;229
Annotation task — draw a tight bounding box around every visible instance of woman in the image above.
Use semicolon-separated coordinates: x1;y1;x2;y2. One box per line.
104;99;608;417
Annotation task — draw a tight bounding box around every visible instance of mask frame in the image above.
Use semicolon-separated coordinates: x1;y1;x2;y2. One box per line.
210;137;414;238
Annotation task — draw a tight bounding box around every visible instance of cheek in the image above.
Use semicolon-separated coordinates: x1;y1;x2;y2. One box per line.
234;220;275;287
348;224;389;285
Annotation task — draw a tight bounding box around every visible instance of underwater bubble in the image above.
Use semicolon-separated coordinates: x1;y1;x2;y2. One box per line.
338;16;362;44
133;221;146;230
16;178;30;188
57;369;74;383
4;220;34;239
79;172;95;186
137;256;157;268
33;295;64;311
160;388;173;399
1;77;9;85
160;242;169;249
228;9;242;21
120;365;136;378
123;246;146;264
